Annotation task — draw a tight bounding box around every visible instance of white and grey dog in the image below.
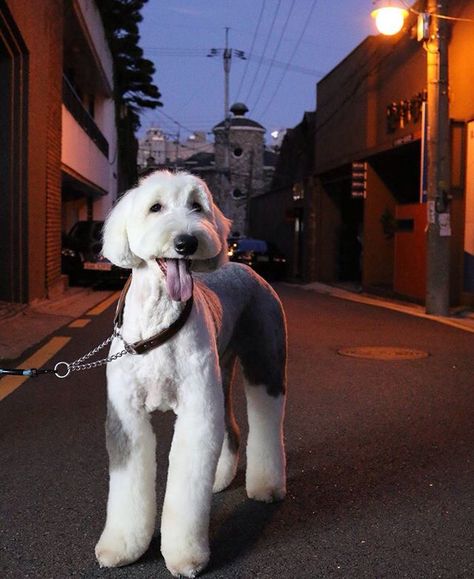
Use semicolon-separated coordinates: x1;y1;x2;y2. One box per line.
95;170;287;578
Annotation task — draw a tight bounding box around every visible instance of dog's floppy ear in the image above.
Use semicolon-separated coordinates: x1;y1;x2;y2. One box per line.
212;203;232;268
102;191;143;268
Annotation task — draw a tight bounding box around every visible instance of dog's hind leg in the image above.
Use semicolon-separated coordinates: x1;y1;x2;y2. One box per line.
235;290;287;503
95;394;156;568
213;351;240;493
244;382;286;502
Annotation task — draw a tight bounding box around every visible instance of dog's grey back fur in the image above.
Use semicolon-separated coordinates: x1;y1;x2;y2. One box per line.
196;262;287;397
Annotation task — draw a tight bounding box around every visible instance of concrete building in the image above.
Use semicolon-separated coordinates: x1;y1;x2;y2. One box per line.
137;129;213;169
0;0;118;303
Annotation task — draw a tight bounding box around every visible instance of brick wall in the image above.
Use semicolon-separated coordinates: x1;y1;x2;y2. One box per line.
45;6;64;295
6;0;64;301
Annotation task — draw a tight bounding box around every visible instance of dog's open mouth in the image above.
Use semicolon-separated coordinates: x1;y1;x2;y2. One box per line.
157;258;193;302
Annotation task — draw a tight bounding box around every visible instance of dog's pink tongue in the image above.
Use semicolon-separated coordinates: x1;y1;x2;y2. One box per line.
165;259;193;302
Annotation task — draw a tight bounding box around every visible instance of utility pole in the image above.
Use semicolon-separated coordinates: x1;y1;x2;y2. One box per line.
425;0;451;315
208;29;247;203
223;27;231;120
208;29;246;120
174;127;180;171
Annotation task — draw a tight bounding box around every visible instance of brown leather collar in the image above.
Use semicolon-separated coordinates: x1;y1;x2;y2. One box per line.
113;276;194;355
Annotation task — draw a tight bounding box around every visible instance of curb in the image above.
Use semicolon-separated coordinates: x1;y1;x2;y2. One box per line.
287;281;474;334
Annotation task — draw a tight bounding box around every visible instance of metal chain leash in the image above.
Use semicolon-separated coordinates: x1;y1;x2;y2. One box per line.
53;329;131;379
0;286;193;380
0;330;129;380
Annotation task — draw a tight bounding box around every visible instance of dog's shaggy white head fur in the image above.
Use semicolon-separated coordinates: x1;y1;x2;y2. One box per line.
102;171;231;301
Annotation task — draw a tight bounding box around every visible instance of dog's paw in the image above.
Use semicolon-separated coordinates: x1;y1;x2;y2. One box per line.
165;554;209;578
95;531;146;568
212;460;237;493
162;540;209;579
247;483;286;503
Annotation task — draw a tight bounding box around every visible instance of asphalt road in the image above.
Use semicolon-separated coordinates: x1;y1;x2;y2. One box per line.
0;285;473;578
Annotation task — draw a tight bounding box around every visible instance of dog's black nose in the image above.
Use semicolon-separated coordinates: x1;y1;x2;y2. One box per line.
174;234;198;256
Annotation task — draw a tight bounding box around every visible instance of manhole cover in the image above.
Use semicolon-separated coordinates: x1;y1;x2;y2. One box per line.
338;346;429;360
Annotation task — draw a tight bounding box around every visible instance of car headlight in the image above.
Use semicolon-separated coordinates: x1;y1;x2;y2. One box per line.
61;248;77;258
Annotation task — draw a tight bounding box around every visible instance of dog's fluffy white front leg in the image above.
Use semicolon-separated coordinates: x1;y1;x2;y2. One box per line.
161;369;224;578
95;377;157;568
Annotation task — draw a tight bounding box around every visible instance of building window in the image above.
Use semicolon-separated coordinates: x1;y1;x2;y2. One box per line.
233;146;243;158
292;183;304;200
232;188;245;199
62;75;109;157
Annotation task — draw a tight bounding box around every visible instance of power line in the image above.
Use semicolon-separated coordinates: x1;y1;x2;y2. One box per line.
249;0;297;113
299;33;409;156
155;109;197;134
399;0;474;22
235;0;267;101
143;46;324;77
142;110;220;137
256;0;319;121
244;0;282;104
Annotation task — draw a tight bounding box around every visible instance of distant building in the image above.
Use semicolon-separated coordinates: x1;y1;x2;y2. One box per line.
137;129;213;169
208;103;264;235
269;128;288;151
139;104;277;237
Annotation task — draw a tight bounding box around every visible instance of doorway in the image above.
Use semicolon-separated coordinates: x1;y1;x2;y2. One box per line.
0;6;29;302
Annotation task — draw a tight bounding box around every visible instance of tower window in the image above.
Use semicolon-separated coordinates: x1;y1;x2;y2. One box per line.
233;146;243;158
232;188;245;199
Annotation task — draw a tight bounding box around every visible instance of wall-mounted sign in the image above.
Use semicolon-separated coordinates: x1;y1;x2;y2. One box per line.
386;91;426;134
351;161;367;198
394;133;414;146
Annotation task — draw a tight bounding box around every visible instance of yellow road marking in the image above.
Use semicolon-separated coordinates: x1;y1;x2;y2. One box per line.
68;318;91;328
86;291;121;316
0;336;71;402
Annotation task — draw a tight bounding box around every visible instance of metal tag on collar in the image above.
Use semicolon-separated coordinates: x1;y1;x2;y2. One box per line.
124;341;139;355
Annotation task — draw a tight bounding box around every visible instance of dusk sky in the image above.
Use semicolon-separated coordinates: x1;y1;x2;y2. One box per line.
138;1;377;143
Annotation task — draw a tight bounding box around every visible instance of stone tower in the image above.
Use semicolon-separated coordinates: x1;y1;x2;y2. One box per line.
212;103;265;236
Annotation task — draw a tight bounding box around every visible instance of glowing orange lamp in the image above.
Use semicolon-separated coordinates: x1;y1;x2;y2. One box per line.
371;1;409;35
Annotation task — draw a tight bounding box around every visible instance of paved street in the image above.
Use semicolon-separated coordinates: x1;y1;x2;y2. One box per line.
0;285;473;578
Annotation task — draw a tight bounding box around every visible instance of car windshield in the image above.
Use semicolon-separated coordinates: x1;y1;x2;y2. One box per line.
235;239;268;253
68;221;104;242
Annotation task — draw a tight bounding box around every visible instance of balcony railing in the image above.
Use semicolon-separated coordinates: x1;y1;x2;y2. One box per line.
62;75;109;158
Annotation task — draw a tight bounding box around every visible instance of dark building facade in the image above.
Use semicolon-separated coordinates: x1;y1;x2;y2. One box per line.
1;0;119;304
313;0;474;306
249;112;316;281
247;1;474;306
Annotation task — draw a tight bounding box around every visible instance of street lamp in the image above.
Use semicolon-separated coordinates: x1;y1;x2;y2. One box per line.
371;2;408;35
372;0;451;316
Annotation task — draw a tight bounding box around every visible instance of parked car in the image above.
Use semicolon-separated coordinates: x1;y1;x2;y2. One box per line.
227;237;287;281
61;220;128;287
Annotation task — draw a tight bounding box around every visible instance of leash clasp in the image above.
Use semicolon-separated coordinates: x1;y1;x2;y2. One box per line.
54;361;71;379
